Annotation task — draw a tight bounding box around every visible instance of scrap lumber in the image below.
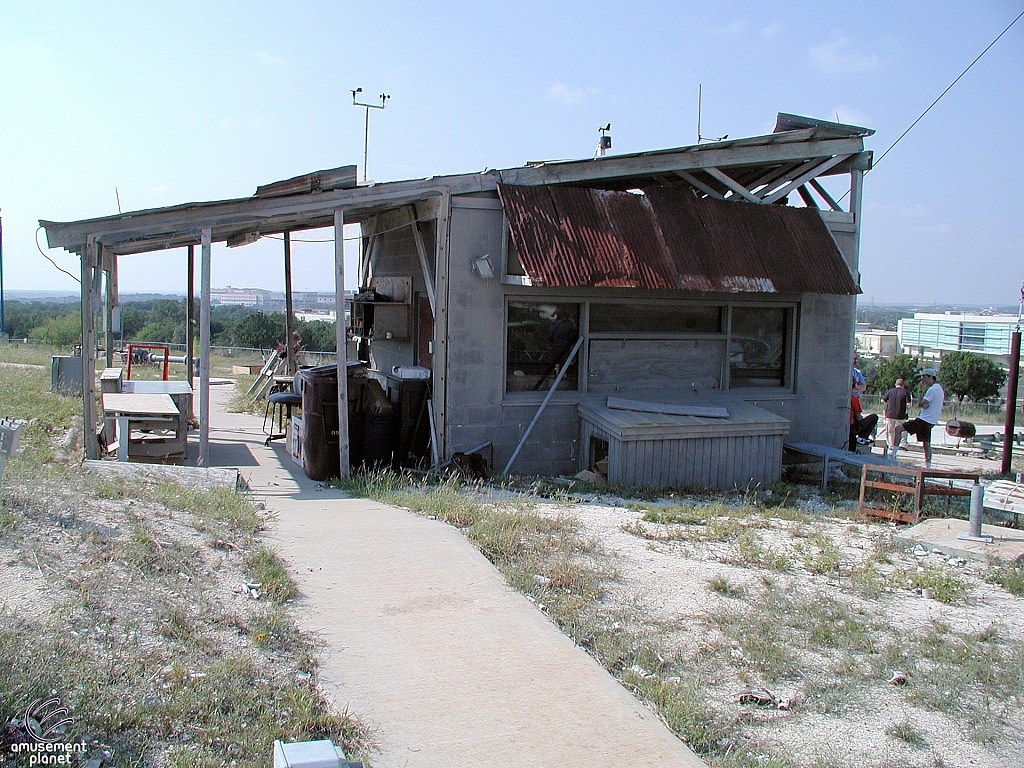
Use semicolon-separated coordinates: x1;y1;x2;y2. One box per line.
606;396;730;419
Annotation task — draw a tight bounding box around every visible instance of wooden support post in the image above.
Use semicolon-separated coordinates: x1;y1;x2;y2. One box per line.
284;231;296;376
432;191;451;461
359;220;379;288
334;210;351;478
809;178;843;212
704;167;760;203
405;205;436;316
762;154;852;206
81;237;99;459
796;185;819;209
186;244;195;393
198;229;212;467
102;246;117;368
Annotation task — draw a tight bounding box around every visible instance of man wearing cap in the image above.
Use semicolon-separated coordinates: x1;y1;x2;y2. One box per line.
881;378;910;453
890;368;944;467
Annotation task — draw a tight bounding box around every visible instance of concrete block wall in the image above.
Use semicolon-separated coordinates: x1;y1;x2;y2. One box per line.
365;212;429;375
369;192;858;478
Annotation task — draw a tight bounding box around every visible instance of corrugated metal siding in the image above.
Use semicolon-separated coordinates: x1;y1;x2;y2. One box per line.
497;183;860;295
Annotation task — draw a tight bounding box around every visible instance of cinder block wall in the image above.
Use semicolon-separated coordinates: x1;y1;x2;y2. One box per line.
364;211;428;375
377;193;858;476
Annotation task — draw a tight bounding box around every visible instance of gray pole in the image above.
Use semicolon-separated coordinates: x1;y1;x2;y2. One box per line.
198;230;212;467
1002;330;1021;475
0;214;5;338
503;336;584;476
186;244;195;394
958;484;993;543
334;209;350;479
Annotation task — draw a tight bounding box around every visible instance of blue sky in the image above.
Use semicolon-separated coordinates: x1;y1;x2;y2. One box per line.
1;1;1021;304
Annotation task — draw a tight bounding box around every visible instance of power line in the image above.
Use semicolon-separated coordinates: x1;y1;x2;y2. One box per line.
873;7;1024;170
35;227;81;284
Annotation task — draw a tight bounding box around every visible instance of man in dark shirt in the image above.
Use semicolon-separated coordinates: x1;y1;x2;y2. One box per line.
881;378;910;453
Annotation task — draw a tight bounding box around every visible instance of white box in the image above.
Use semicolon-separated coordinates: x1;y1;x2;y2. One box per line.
273;740;343;768
288;414;304;467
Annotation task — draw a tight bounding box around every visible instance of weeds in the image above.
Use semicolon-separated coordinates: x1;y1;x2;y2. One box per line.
985;563;1024;596
0;363;370;766
151;483;264;541
244;545;298;603
800;531;841;574
904;622;1024;740
707;575;745;598
893;563;967;604
638;503;708;525
735;530;790;571
885;719;927;749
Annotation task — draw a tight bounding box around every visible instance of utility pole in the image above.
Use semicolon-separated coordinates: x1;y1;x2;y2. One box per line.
1001;282;1023;475
351;88;390;182
0;212;5;339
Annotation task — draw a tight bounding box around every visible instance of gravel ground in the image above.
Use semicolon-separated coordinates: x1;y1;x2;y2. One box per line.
526;484;1024;768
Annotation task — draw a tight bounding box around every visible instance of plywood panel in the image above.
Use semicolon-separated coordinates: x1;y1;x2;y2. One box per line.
588;338;725;396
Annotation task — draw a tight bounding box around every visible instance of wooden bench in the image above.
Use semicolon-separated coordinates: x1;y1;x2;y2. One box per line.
784;441;897;492
983;480;1024;526
857;464;980;523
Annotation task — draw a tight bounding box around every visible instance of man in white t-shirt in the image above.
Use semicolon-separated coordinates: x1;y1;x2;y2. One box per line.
890;368;944;467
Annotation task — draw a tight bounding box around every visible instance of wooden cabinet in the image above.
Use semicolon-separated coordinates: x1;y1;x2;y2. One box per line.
352;276;412;341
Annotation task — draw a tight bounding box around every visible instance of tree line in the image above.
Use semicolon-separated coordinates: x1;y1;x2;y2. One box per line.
3;299;337;352
863;352;1007;403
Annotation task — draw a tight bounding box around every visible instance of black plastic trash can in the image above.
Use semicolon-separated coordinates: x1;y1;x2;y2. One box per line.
299;365;340;481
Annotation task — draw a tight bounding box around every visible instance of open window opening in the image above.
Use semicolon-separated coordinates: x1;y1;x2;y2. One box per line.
728;305;791;388
506;301;580;392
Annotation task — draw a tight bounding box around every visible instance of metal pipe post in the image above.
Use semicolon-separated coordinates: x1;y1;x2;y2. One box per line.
186;244;195;393
969;484;984;538
198;230;212;467
284;232;296;376
1003;330;1021;475
503;336;584;476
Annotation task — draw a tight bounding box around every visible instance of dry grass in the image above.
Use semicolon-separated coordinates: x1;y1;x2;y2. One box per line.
0;364;371;766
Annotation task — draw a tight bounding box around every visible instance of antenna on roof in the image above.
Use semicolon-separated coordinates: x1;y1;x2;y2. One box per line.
594;124;611;158
115;187;122;214
697;85;727;143
351;88;390;183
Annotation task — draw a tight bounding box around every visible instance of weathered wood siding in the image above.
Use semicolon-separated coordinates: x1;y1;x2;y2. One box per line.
580;400;788;489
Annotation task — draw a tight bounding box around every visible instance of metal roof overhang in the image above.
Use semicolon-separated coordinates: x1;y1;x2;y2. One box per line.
497;183;861;296
40;124;869;258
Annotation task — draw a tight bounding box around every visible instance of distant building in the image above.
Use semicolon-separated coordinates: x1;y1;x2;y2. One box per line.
855;324;900;356
295;311;337;323
209;287;339;310
210;286;266;306
898;312;1020;363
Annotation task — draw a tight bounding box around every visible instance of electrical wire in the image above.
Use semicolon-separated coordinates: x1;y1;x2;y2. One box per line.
833;8;1023;205
35;226;81;284
258;214;434;244
872;7;1024;171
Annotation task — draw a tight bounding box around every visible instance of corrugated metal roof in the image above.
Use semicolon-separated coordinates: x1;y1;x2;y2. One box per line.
497;184;860;295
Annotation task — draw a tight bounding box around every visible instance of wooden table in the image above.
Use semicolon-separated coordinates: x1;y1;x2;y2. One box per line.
102;393;179;463
857;464;980;523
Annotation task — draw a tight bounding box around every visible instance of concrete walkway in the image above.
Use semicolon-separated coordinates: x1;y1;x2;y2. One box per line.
203;385;706;768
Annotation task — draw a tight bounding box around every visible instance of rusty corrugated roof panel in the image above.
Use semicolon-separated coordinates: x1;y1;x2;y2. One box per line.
497;183;860;295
